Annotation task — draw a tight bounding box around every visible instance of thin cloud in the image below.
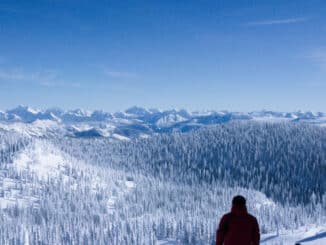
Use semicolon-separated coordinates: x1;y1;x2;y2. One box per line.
0;69;40;81
104;69;137;78
0;67;79;87
40;80;81;88
246;17;308;26
0;68;57;83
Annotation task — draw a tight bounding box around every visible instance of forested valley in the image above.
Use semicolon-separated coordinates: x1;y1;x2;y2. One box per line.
0;122;325;244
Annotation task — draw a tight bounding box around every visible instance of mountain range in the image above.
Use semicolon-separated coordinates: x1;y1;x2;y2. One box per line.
1;105;326;139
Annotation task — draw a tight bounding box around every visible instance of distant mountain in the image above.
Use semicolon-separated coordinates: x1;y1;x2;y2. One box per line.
0;106;325;139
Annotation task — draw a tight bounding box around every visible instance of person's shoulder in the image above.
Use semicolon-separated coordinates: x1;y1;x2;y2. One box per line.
247;213;258;222
224;212;232;217
221;212;232;220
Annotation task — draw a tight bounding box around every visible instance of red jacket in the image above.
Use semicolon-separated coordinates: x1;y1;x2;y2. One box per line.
216;205;260;245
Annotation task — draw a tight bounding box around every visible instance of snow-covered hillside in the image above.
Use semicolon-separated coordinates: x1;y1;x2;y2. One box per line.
0;117;325;244
1;106;326;139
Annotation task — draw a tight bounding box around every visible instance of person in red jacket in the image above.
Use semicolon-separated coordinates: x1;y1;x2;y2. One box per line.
216;195;260;245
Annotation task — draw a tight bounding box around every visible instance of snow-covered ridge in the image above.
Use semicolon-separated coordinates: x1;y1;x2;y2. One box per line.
1;139;136;210
1;105;326;139
2;105;325;124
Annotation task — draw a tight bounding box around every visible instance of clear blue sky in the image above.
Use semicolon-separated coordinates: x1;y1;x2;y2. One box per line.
0;0;325;112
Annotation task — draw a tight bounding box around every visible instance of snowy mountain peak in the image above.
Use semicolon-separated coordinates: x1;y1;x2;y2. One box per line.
125;106;152;116
9;105;41;115
1;106;326;139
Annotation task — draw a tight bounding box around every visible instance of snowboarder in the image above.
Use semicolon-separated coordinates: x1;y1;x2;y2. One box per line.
216;195;260;245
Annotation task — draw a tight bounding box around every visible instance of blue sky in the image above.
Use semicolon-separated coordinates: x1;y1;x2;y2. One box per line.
0;0;325;112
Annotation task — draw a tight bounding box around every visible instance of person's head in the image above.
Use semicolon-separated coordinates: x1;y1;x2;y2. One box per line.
232;195;246;206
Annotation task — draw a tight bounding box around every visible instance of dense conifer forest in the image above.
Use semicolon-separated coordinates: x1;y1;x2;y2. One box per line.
0;122;325;244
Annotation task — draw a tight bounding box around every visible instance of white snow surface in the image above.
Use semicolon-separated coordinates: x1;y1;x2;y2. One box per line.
0;120;63;137
156;114;188;127
13;140;68;179
261;225;326;244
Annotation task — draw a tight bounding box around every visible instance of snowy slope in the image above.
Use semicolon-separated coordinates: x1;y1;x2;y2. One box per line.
261;225;326;244
0;140;72;209
13;140;70;179
1;139;135;211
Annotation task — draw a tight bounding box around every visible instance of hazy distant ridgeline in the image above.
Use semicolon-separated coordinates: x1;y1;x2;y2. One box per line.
1;106;326;139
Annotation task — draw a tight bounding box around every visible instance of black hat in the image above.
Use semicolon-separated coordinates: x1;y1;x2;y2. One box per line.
232;195;246;206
